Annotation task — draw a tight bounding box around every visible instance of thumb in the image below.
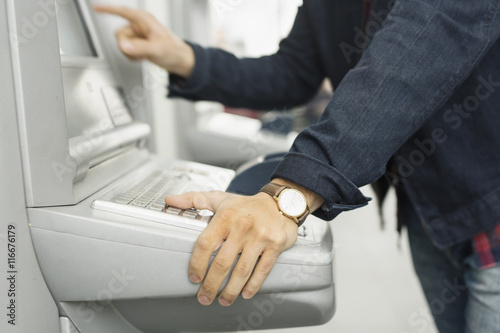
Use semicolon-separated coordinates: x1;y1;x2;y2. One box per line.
165;191;230;212
119;38;153;59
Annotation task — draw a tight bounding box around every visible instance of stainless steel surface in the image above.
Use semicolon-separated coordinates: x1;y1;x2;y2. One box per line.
1;1;61;332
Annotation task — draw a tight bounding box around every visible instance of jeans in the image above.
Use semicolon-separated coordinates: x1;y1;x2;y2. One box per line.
401;190;500;333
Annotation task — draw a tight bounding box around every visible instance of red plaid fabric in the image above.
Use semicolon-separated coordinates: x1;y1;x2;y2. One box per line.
473;224;500;269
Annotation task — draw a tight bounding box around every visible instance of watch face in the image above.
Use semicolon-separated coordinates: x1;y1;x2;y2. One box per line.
278;189;307;217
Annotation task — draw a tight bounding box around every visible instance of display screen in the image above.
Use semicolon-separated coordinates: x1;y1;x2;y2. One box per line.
56;1;98;57
56;0;117;140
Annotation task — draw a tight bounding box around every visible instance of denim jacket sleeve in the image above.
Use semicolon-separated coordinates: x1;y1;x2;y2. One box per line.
167;4;325;110
273;0;500;220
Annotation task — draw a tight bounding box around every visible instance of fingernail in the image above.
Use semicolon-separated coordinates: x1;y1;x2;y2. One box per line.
242;291;252;299
189;274;200;283
120;41;134;53
198;295;211;306
219;298;231;307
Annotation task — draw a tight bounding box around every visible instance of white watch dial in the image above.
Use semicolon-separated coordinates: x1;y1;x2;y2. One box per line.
278;189;307;217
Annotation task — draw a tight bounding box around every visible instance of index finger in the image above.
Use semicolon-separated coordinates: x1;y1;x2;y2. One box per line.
93;4;143;23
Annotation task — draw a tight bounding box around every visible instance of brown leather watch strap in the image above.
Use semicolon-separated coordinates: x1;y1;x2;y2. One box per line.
259;183;288;198
296;205;311;226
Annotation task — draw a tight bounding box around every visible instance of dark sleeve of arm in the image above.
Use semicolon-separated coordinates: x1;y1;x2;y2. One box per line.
272;0;500;219
168;5;324;110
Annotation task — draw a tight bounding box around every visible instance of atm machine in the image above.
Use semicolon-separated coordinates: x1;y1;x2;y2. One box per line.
0;0;336;332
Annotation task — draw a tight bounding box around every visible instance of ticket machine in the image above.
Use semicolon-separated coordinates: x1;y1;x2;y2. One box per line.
0;1;336;332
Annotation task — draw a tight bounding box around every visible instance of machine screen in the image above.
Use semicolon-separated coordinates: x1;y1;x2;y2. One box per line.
56;0;117;140
56;0;98;57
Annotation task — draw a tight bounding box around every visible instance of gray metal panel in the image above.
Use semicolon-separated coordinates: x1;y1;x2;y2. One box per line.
0;1;60;331
112;286;335;332
30;223;333;300
61;305;144;333
8;0;76;206
60;317;81;333
59;287;335;333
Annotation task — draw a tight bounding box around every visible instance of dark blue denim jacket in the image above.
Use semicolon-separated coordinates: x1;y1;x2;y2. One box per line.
169;0;500;248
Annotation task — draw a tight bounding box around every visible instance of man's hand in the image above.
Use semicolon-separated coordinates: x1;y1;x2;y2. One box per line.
165;179;325;307
165;190;297;307
94;5;195;78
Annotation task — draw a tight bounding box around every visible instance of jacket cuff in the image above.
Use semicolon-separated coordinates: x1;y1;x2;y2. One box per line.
168;42;209;97
271;152;371;220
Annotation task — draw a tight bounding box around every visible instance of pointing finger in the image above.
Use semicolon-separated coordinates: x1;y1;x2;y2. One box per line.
93;5;143;23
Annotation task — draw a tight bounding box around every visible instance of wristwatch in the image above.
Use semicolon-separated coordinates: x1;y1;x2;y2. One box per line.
259;183;310;226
